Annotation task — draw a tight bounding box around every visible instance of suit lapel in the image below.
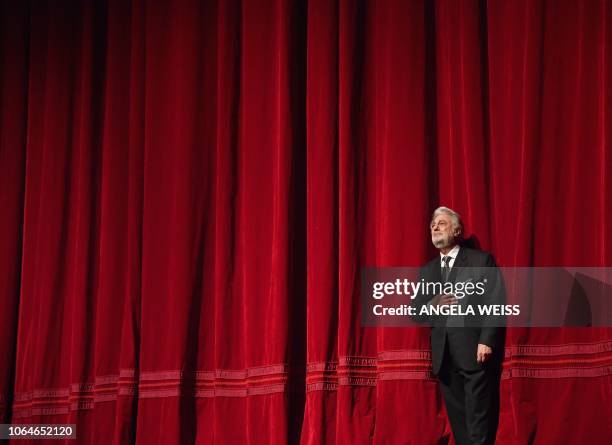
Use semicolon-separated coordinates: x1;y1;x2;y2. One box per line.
431;258;443;283
448;247;468;283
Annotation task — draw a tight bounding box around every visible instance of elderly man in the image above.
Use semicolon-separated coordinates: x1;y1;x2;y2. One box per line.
415;207;505;445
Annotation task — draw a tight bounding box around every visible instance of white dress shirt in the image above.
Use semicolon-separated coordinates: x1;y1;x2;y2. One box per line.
440;244;460;269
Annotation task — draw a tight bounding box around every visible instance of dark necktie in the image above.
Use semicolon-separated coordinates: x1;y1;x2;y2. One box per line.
442;256;451;282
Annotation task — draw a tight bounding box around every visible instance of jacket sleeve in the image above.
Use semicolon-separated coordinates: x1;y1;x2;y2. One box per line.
478;253;506;348
410;265;435;324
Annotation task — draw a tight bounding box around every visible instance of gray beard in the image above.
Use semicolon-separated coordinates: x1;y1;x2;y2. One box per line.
432;234;455;249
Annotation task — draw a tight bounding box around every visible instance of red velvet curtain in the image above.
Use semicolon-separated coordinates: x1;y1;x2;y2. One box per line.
1;0;611;443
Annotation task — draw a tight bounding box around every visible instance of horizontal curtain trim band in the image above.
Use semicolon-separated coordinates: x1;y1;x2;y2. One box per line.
6;341;611;417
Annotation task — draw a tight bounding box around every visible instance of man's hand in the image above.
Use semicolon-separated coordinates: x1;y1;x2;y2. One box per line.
431;293;458;307
477;344;493;364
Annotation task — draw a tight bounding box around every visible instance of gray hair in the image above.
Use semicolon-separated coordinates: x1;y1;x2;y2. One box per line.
431;206;464;237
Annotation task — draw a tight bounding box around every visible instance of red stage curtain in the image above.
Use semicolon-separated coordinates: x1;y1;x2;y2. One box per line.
1;0;611;443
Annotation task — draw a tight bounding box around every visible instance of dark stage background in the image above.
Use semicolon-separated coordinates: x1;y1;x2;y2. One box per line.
1;0;611;443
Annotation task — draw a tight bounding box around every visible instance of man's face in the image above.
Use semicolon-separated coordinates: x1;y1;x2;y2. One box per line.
430;214;458;249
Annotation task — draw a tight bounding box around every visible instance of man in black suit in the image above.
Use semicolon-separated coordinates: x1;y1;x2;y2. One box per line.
414;207;505;445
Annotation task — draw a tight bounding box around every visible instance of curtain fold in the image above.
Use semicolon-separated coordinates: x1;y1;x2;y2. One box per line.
0;0;611;444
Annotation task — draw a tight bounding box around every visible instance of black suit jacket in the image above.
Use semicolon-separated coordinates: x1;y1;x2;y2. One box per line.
414;247;505;375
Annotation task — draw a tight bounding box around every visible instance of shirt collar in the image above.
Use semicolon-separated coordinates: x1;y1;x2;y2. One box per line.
440;244;460;260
